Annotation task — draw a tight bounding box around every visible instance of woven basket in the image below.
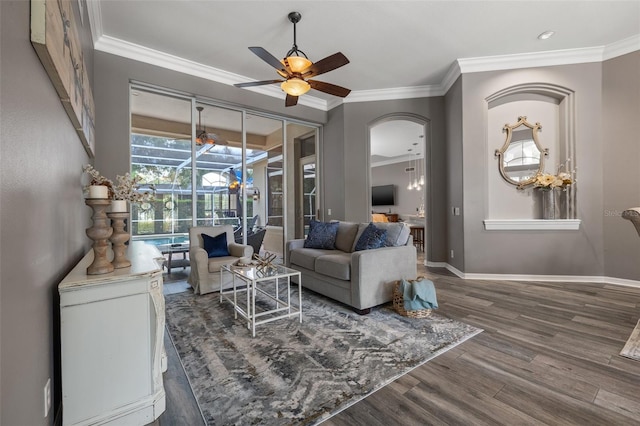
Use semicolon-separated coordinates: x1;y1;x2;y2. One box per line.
393;278;433;318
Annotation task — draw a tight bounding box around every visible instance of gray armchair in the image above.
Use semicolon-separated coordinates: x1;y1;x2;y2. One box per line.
187;225;253;295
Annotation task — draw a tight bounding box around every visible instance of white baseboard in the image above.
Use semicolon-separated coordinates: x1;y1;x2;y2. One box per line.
424;261;640;289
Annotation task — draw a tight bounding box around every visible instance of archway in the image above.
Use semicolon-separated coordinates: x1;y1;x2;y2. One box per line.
368;114;431;263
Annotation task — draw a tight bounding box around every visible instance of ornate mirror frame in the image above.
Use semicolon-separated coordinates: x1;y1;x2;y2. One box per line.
495;116;549;190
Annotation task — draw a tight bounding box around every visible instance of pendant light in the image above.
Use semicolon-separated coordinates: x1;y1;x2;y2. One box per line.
407;159;413;190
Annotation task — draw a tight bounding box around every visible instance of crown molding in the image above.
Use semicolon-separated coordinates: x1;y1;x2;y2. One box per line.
603;34;640;61
439;61;462;95
344;85;445;104
94;35;330;110
88;5;639;112
85;0;103;46
458;45;606;74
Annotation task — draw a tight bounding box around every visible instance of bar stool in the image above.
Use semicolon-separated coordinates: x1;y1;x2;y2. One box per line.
410;225;424;252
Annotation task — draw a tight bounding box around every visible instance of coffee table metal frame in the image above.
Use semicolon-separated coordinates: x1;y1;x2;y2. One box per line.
156;242;190;274
220;264;302;337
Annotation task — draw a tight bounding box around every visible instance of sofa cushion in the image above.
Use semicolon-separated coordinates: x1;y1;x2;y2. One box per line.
207;256;240;273
202;232;230;258
374;222;411;247
354;223;387;251
290;248;338;270
351;223;368;252
334;222;359;252
315;253;352;281
304;220;339;249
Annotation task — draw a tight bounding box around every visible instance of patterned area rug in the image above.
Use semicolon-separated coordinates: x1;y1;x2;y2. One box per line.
621;319;640;361
165;286;482;425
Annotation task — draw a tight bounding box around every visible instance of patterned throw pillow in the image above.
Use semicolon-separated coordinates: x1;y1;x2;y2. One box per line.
354;223;387;251
202;232;230;258
304;220;339;249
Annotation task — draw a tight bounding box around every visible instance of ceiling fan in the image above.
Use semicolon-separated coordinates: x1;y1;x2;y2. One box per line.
195;106;227;146
234;12;351;107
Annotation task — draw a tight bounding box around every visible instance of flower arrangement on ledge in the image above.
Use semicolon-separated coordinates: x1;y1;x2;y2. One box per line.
533;158;576;191
82;165;155;203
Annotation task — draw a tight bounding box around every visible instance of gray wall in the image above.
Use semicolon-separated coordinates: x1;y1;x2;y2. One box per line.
445;77;464;270
322;104;346;221
602;52;640;280
0;1;93;424
460;63;607;276
340;98;448;262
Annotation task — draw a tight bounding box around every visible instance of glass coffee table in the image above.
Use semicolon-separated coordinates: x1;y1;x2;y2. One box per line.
220;264;302;337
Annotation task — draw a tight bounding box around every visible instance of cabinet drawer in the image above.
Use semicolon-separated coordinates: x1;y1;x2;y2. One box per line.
60;277;151;307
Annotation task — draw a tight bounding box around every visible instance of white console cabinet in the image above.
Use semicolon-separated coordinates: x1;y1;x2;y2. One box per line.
59;242;166;425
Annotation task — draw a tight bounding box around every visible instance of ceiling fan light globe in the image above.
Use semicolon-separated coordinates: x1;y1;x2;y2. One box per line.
196;130;215;145
281;78;311;96
282;56;312;73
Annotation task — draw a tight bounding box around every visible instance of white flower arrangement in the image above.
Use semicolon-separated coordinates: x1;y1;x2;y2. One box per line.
82;164;114;198
112;172;156;204
533;158;576;191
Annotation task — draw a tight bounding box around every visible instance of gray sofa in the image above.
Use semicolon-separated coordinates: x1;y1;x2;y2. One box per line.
286;221;417;314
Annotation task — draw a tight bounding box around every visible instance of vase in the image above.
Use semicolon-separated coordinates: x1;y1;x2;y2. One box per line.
85;199;114;275
111;199;128;212
107;212;131;269
541;188;567;220
88;185;109;199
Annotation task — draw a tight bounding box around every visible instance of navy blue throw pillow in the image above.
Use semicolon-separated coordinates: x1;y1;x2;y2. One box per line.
202;232;230;258
354;223;387;251
304;220;339;249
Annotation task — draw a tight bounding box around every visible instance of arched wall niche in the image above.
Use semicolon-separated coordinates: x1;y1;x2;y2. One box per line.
485;83;577;223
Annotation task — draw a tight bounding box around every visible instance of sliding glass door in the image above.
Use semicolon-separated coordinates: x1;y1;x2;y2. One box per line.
129;85;320;259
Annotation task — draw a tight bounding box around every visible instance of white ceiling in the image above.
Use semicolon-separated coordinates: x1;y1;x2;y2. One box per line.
98;1;639;161
91;1;640;109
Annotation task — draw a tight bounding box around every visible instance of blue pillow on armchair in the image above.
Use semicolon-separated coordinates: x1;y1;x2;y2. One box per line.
202;232;230;258
354;223;387;251
304;220;339;249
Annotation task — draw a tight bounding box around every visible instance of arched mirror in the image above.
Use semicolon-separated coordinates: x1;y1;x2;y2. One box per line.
495;116;548;189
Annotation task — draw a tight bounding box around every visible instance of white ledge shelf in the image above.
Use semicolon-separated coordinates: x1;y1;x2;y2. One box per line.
484;219;581;231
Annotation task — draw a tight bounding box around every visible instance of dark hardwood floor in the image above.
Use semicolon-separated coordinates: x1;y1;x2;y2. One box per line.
157;257;640;425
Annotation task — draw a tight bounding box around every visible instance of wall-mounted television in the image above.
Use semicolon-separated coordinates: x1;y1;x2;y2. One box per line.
371;184;395;206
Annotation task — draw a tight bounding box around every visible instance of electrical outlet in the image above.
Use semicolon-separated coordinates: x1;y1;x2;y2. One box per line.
327;208;332;216
450;250;454;259
454;207;460;216
44;378;51;417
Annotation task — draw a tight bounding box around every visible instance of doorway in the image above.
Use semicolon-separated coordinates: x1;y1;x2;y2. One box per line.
369;115;429;261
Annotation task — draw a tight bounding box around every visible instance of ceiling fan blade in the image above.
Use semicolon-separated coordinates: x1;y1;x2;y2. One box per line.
234;79;283;88
302;52;349;78
285;94;298;107
308;80;351;97
248;47;290;75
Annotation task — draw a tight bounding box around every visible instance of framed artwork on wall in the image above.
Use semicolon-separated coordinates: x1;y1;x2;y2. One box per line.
30;0;95;157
